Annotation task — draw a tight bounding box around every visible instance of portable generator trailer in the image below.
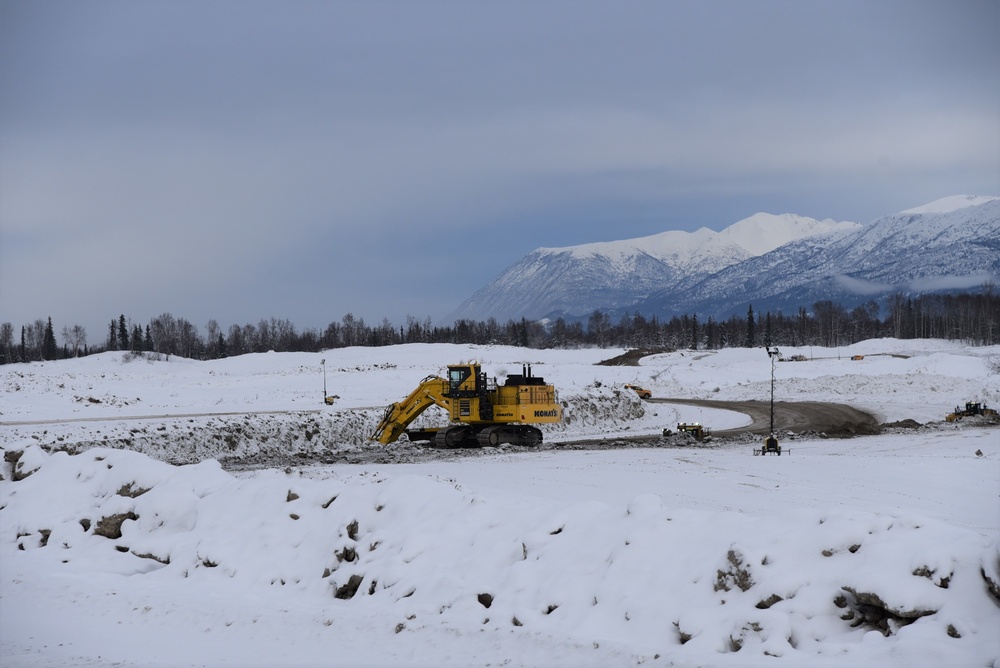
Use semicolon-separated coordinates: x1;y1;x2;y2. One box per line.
754;434;787;456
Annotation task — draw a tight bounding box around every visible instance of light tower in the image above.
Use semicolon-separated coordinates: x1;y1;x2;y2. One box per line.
760;346;782;455
321;359;336;405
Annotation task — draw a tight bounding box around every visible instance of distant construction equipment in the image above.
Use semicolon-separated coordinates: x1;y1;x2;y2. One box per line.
668;422;710;440
946;401;998;422
625;384;652;399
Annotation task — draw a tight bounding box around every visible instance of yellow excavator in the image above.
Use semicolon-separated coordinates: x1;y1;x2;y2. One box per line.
371;362;562;448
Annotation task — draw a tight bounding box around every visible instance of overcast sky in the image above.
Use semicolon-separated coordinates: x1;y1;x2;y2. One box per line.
2;0;998;345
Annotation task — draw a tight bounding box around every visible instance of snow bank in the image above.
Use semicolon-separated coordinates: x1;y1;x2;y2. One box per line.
0;389;653;467
2;340;999;666
2;445;998;667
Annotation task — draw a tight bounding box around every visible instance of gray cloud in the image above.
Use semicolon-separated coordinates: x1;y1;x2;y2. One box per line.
2;0;998;343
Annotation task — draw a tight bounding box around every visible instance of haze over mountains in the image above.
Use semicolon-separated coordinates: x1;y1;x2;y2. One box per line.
447;195;1000;323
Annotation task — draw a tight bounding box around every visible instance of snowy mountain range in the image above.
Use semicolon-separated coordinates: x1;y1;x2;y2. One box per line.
447;195;1000;323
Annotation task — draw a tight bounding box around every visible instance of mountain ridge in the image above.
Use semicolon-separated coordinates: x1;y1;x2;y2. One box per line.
447;195;1000;324
448;213;860;323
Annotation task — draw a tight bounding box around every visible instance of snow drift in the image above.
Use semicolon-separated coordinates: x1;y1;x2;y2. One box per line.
2;340;999;666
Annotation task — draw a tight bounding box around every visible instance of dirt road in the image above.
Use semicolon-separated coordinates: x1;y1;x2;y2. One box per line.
649;398;879;437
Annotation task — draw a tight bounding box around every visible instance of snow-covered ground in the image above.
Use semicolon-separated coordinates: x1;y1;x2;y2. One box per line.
2;340;999;667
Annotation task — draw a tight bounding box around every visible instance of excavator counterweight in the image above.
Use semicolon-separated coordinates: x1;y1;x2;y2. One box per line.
370;362;561;448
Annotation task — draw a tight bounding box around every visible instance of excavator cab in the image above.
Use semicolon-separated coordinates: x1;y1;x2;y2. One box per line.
447;365;476;396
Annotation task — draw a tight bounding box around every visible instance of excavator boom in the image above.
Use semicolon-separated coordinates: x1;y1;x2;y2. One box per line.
370;375;450;444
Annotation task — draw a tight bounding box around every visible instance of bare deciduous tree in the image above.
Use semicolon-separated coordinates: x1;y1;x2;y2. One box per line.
61;324;87;357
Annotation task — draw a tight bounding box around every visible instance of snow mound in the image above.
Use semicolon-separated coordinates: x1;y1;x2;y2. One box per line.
1;387;648;467
3;445;998;666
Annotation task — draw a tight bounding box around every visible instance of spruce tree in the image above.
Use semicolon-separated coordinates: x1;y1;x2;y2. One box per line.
43;317;57;360
132;324;143;352
118;315;129;351
745;304;756;348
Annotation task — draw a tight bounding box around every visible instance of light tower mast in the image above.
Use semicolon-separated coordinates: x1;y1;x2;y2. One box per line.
759;347;783;455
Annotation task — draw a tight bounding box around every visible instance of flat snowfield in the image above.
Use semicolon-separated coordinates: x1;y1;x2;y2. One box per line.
2;340;999;667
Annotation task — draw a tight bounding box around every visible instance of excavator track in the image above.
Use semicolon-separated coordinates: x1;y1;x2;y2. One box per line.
475;425;543;447
433;425;473;448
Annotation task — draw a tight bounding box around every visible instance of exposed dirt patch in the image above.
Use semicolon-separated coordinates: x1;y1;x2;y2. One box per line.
596;348;672;366
837;587;937;636
93;511;139;539
881;419;923;430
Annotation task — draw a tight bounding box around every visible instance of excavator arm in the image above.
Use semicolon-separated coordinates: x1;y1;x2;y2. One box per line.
370;375;452;444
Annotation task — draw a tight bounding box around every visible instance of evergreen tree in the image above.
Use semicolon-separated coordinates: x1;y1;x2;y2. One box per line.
144;325;153;351
118;314;129;351
108;320;117;350
706;316;717;350
42;317;57;360
690;314;698;350
0;322;13;364
764;312;773;348
745;304;756;348
132;324;143;352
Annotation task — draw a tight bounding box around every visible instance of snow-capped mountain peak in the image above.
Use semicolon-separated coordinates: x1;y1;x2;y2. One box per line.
635;196;1000;319
447;195;999;325
539;214;855;263
717;213;860;256
900;194;1000;215
447;211;859;323
538;227;735;266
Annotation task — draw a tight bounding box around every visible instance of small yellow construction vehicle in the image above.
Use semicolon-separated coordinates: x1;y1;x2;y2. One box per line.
664;422;710;440
371;362;562;448
946;401;999;422
625;384;652;399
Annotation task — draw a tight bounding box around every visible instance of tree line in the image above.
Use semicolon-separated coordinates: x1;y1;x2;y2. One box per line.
3;289;998;365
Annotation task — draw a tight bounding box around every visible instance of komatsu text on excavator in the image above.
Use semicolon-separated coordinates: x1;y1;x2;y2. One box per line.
370;362;562;448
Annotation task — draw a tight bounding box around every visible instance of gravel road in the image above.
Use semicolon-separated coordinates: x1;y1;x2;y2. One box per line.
649;398;880;437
